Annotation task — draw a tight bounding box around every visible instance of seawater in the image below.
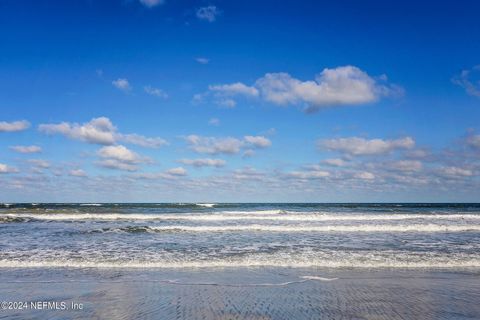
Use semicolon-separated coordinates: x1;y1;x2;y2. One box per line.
0;203;479;269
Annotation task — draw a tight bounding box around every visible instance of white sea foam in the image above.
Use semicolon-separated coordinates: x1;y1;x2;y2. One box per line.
143;224;480;233
300;276;339;281
2;213;480;222
196;203;216;208
0;257;478;269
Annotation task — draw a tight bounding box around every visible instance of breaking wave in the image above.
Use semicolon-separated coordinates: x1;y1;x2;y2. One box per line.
2;212;479;222
95;224;480;233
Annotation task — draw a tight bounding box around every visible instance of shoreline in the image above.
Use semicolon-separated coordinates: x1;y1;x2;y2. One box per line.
1;267;479;319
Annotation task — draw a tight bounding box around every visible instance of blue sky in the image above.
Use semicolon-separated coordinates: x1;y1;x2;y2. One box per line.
1;0;480;202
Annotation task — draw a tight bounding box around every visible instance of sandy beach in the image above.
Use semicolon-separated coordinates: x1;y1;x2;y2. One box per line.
1;267;479;319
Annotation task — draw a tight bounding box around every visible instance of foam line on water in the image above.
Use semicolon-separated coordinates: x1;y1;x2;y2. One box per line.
0;259;478;269
2;213;480;222
141;224;480;233
0;276;337;286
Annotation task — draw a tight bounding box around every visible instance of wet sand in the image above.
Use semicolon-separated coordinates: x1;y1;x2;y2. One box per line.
1;268;479;319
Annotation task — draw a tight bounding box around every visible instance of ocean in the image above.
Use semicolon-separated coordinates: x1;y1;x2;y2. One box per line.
1;203;479;269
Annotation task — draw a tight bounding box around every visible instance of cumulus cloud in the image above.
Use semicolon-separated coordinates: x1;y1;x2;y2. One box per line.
166;167;187;176
0;120;30;132
97;145;150;172
354;171;375;180
389;160;423;172
10;145;42;154
322;158;347;167
185;135;271;155
232;167;266;180
467;134;480;149
452;65;480;97
98;159;138;172
28;159;50;169
120;133;168;148
195;57;209;64
209;83;259;97
405;149;430;159
144;86;168;98
217;98;236;108
98;145;143;163
319;136;415;155
112;78;131;92
439;166;473;178
39;117;167;148
255;66;402;112
242;149;255;158
200;66;402;112
139;0;164;8
186;135;243;154
39;117;116;145
244;135;272;148
287;170;330;179
133;167;189;180
69;169;87;177
196;5;220;22
178;158;226;168
0;163;19;174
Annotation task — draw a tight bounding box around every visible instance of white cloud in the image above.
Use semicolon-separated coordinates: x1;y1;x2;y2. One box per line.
39;117;167;148
97;145;150;172
439;166;473;178
452;65;480;97
10;145;42;154
139;0;164;8
196;6;220;22
133;167;188;180
287;170;330;179
232;167;266;180
319;136;415;155
354;171;375;180
39;117;116;145
179;158;226;168
166;167;187;176
0;120;30;132
322;158;347;167
467;134;480;149
209;118;220;126
0;163;19;174
242;149;255;158
200;66;402;112
112;78;131;92
209;82;259;97
185;135;272;155
144;86;168;98
185;135;244;155
244;135;272;148
405;149;430;159
256;66;402;112
28;159;50;169
98;159;138;172
195;57;209;64
217;98;236;108
119;133;168;148
98;145;144;163
192;93;206;104
389;160;423;172
69;169;87;177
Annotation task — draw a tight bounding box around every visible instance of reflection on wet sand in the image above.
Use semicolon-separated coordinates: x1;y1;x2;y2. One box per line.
1;268;479;319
